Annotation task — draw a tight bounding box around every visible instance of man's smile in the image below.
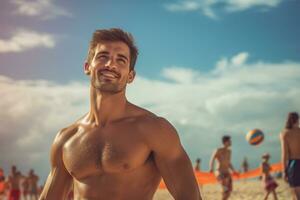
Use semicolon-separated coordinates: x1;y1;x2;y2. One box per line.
99;70;120;79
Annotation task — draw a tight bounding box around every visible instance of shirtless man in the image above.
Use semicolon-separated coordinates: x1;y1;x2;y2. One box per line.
22;175;29;200
280;112;300;200
39;28;201;200
209;135;237;200
27;169;39;200
7;166;23;200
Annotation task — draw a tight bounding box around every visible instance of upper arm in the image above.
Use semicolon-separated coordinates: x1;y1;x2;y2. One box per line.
40;128;74;200
280;132;289;166
280;132;289;156
210;150;218;163
144;117;200;200
229;150;233;166
260;163;265;173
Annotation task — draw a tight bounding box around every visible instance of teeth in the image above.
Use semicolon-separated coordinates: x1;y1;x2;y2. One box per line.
101;72;117;78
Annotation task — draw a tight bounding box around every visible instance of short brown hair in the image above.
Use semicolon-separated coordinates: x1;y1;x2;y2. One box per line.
86;28;138;71
285;112;299;129
222;135;231;144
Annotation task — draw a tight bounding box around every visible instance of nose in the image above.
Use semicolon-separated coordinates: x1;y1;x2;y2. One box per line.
104;58;117;71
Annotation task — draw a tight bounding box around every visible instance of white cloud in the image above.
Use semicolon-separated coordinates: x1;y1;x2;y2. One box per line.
11;0;72;20
1;52;299;181
0;29;55;53
225;0;282;12
164;0;283;19
162;66;201;83
128;52;300;169
231;52;249;65
0;77;88;179
165;1;202;12
214;52;249;73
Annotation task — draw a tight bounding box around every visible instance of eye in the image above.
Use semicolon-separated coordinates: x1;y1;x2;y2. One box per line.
97;55;108;60
117;58;126;64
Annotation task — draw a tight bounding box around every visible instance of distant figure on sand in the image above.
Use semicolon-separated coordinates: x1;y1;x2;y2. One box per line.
209;135;238;200
39;28;201;200
22;175;29;200
7;166;23;200
280;112;300;200
261;153;278;200
241;157;249;173
195;158;201;171
27;169;39;200
0;168;5;200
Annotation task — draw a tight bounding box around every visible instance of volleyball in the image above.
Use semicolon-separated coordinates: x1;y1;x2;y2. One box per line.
246;129;264;145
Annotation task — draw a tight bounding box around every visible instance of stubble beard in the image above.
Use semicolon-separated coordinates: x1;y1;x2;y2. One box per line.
91;76;125;94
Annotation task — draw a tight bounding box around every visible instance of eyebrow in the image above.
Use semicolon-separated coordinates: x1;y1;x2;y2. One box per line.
95;51;109;57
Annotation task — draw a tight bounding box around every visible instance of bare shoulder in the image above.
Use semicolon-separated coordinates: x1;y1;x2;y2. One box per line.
50;123;78;161
53;124;78;147
280;129;289;139
127;103;181;150
213;148;222;158
48;124;78;168
138;114;178;139
53;113;90;145
216;148;223;154
129;103;177;134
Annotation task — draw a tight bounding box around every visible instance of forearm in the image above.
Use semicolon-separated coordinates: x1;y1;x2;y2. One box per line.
164;155;202;200
281;153;289;172
209;159;215;171
39;185;71;200
39;170;72;200
281;144;289;172
280;133;289;172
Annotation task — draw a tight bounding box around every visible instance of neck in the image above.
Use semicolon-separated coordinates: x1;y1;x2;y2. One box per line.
86;85;128;127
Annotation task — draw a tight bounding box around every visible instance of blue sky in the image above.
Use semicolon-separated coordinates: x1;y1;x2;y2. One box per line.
1;0;299;81
1;0;300;183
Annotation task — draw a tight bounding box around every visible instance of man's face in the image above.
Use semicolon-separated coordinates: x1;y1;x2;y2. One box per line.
224;139;232;147
263;156;269;162
85;41;135;94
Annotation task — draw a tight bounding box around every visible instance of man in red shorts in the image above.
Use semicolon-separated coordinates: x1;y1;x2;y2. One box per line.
7;166;23;200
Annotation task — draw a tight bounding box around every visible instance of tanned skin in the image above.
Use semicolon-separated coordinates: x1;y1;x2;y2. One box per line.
28;169;39;200
39;40;201;200
280;120;300;200
261;155;278;200
209;138;237;200
7;166;24;200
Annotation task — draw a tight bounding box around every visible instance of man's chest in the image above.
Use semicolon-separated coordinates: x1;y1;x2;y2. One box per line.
217;150;230;162
62;125;151;179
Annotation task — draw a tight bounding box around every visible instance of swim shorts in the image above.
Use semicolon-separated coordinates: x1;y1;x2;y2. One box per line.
8;189;20;200
217;172;232;193
286;159;300;187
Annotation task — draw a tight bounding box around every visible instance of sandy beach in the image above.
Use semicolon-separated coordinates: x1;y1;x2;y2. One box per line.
154;179;292;200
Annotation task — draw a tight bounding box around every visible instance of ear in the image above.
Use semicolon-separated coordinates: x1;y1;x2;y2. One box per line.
84;62;91;75
127;70;136;83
